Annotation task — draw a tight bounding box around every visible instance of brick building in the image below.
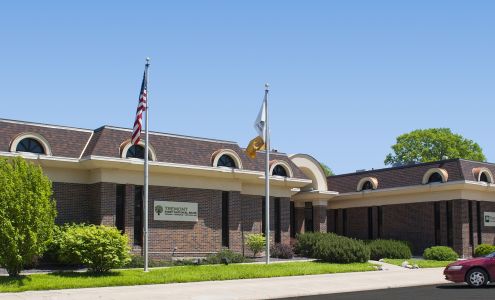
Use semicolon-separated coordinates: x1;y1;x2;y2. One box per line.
1;118;495;258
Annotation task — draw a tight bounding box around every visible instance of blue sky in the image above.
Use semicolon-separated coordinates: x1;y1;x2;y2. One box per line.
1;1;494;174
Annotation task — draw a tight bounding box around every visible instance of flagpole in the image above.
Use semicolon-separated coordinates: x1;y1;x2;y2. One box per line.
143;57;150;272
264;83;270;264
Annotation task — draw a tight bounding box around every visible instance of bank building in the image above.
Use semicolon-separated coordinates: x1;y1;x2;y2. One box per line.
1;118;495;258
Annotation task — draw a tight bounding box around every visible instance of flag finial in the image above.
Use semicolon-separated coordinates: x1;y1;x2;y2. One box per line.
146;57;151;66
265;83;270;91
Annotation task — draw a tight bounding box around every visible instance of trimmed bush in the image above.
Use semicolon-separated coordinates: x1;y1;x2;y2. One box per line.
59;224;131;273
206;248;245;264
294;232;327;257
313;233;370;263
474;244;495;257
423;246;458;261
271;243;294;259
245;233;266;257
367;239;412;260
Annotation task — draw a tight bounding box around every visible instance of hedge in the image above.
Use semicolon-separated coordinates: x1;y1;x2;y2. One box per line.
313;233;370;263
423;246;458;261
474;244;495;257
367;239;412;260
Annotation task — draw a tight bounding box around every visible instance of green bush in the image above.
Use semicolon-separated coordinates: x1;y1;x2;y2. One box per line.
0;157;57;277
423;246;458;261
294;232;327;257
59;224;131;273
206;248;245;264
367;239;412;260
313;233;370;263
245;233;266;257
474;244;495;257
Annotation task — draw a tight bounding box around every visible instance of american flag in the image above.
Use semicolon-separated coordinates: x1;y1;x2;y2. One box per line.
131;70;148;145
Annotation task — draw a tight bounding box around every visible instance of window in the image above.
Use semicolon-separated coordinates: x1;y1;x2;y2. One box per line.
261;198;266;234
422;168;448;184
428;172;443;183
16;138;45;154
272;165;288;177
447;201;453;247
304;202;314;233
217;155;237;168
368;207;373;239
477;202;482;245
469;201;474;247
434;202;441;245
290;202;295;238
342;209;347;236
126;145;150;159
275;198;281;243
222;192;229;248
362;181;373;191
377;206;383;238
116;184;125;233
134;186;143;246
480;172;489;183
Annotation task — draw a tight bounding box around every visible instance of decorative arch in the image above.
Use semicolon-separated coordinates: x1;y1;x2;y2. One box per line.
289;154;328;191
269;160;293;178
10;132;52;155
211;149;243;169
472;167;494;183
120;140;157;161
357;177;378;192
422;168;448;184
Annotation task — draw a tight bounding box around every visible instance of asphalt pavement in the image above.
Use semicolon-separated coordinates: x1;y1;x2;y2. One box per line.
284;283;495;300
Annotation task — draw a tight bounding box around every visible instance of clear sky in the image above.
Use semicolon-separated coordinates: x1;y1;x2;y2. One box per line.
1;1;494;174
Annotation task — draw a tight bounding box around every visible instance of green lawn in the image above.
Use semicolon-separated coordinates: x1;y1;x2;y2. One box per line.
0;261;376;293
382;259;454;268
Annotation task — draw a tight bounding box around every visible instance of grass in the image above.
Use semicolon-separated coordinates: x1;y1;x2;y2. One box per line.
0;261;376;293
382;258;454;268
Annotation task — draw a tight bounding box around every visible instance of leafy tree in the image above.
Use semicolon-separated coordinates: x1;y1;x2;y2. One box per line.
384;128;486;166
0;157;56;276
320;162;335;176
245;233;265;257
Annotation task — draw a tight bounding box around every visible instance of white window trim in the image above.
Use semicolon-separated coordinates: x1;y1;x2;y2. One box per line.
422;168;449;184
211;149;243;169
10;132;52;156
472;167;494;184
269;160;293;178
357;177;378;191
120;141;157;161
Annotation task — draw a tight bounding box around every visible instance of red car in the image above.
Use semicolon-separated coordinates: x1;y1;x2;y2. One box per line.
444;252;495;287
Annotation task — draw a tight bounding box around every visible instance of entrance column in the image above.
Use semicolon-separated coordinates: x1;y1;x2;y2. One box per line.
294;202;305;235
312;200;328;233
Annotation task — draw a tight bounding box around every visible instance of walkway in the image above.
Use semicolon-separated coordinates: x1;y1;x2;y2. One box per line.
0;263;447;300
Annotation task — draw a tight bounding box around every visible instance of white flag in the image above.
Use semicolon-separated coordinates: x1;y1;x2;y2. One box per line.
254;95;266;140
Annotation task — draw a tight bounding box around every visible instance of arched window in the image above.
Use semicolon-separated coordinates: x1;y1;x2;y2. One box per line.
472;167;494;184
16;138;45;154
422;168;448;184
272;165;288;177
427;172;443;183
126;145;151;159
362;181;373;190
356;177;378;191
217;154;237;168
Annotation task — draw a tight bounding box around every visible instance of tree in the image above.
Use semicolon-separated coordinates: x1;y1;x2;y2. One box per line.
320;162;335;176
0;157;56;277
384;128;486;166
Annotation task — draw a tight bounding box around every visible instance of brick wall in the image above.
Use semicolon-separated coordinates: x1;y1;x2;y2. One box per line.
52;182;94;224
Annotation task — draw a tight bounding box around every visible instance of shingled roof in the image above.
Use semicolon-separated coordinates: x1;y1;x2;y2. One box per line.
0;119;307;179
327;159;495;193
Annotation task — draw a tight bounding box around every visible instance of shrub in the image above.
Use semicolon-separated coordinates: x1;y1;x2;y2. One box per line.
474;244;495;257
206;248;245;264
367;239;412;260
124;255;172;268
0;157;57;277
313;233;370;263
245;233;266;257
423;246;458;261
271;243;294;259
294;232;327;257
59;224;131;273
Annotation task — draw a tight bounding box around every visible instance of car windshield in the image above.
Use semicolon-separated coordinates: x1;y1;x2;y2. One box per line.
485;252;495;258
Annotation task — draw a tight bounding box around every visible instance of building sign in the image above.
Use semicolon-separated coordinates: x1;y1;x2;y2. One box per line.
484;212;495;227
154;201;198;222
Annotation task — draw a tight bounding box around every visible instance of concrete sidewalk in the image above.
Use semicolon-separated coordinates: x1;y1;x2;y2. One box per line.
0;266;448;300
